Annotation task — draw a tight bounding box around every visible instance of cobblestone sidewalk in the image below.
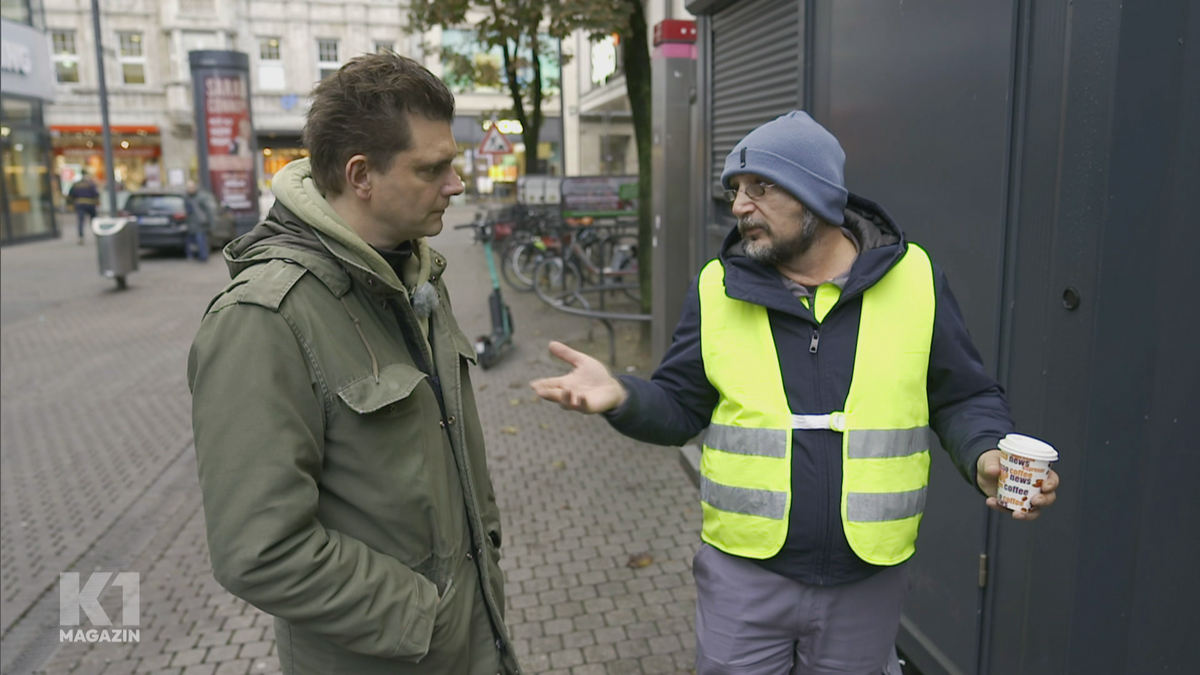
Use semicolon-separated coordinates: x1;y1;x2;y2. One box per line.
2;206;702;675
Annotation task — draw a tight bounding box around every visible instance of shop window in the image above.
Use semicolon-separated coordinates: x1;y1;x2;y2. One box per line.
51;30;79;83
2;125;54;239
258;37;285;90
118;32;145;84
317;39;340;80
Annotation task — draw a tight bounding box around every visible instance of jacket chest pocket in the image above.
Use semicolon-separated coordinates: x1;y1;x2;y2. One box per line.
336;363;428;420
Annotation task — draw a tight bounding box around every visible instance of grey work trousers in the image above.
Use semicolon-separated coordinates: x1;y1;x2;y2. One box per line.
693;544;907;675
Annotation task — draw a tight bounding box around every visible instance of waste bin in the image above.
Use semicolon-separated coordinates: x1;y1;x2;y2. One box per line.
92;217;139;289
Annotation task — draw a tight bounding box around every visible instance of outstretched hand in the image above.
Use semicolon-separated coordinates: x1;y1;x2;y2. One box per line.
976;449;1060;521
529;341;628;414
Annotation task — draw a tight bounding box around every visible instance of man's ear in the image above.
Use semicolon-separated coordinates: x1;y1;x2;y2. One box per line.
344;154;371;199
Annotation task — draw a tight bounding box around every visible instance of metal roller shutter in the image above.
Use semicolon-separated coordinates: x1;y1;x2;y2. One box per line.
710;0;802;193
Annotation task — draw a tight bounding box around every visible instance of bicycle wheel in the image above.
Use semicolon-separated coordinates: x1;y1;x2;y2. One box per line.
500;239;542;292
534;258;583;303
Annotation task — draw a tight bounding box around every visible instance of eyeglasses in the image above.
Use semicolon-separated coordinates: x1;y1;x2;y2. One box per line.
723;180;777;203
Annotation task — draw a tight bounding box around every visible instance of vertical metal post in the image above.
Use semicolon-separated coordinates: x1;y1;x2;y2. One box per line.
558;37;566;177
90;0;118;214
649;22;696;365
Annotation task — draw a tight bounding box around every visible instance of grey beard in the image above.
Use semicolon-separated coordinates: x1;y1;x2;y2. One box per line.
740;210;819;266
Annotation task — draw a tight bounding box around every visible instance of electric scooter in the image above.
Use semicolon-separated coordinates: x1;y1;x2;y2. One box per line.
455;211;514;369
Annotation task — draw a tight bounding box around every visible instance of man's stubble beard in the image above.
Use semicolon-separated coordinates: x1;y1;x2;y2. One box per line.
739;210;819;266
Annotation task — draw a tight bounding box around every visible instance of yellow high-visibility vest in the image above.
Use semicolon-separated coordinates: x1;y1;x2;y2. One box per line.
696;244;935;565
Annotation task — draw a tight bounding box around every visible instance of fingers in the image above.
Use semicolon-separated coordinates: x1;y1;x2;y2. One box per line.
976;449;1002;496
529;380;591;413
547;340;589;367
529;376;566;399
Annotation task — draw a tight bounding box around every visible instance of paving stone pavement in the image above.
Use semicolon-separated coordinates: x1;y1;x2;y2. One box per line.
2;206;702;675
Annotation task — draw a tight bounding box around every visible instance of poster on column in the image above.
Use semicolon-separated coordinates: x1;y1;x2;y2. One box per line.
202;73;255;216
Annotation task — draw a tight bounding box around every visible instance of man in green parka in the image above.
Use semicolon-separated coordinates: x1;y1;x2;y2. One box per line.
188;53;519;675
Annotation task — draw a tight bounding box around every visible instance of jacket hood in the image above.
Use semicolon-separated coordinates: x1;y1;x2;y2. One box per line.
223;158;440;300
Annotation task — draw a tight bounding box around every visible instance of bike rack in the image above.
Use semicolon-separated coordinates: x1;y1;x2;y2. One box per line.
532;281;650;366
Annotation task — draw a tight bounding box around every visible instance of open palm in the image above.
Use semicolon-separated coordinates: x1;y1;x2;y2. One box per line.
530;341;627;414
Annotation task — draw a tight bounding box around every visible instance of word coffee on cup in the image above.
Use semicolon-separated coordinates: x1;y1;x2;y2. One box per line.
996;433;1058;513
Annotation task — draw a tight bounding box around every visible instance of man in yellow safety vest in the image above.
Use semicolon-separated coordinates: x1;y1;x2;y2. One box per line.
531;111;1060;675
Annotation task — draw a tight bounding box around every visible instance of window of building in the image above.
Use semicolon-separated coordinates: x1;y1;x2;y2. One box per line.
118;32;145;84
1;0;31;24
258;36;285;90
375;41;394;54
260;36;281;61
317;39;340;79
440;29;559;96
51;30;79;83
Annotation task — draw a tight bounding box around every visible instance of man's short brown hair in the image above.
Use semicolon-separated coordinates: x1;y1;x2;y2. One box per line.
303;52;455;196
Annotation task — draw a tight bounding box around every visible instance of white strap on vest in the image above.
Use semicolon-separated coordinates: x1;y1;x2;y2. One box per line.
791;413;847;432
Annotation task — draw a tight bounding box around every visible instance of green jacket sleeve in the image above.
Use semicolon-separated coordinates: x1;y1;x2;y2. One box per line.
188;303;441;660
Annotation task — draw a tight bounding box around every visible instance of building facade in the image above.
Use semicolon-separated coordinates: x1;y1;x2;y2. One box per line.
562;0;692;177
1;0;57;244
41;0;564;212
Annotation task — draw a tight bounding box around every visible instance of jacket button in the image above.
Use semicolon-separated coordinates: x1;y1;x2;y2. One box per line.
439;420;446;428
367;279;374;286
388;405;396;413
430;275;438;283
466;550;474;560
447;415;456;426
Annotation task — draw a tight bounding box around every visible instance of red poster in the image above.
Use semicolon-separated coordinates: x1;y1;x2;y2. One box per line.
203;74;255;215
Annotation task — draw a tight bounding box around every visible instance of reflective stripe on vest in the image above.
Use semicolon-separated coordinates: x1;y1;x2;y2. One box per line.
697;245;935;564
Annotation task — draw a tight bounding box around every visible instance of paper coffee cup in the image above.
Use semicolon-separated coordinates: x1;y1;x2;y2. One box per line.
996;433;1058;513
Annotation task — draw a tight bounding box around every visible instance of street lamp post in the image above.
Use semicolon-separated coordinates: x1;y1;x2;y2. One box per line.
90;0;118;215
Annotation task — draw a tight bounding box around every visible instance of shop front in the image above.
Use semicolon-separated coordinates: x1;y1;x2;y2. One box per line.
1;16;57;244
257;133;306;216
452;115;562;201
51;126;163;209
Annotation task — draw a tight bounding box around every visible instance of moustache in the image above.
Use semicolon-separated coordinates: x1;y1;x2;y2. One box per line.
738;218;770;235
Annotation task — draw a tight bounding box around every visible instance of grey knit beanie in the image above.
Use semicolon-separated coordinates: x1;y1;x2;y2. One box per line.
721;110;848;225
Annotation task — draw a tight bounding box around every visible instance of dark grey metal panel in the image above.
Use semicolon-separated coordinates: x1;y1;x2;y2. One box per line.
710;0;802;192
1115;5;1200;673
989;0;1200;673
1077;0;1200;668
811;2;1017;673
987;0;1115;672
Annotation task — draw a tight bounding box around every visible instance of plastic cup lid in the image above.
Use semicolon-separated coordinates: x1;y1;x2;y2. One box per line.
998;433;1059;462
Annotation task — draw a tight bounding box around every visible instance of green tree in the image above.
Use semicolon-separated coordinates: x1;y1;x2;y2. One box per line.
409;0;654;316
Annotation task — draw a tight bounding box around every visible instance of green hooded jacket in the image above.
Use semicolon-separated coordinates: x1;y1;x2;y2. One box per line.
187;158;519;675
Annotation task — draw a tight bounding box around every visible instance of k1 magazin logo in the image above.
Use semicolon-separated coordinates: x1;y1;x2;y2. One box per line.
59;572;141;643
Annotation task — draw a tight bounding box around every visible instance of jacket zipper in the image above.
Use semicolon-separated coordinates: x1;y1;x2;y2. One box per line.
810;323;833;586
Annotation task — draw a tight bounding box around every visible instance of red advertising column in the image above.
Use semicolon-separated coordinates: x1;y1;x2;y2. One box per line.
189;50;260;235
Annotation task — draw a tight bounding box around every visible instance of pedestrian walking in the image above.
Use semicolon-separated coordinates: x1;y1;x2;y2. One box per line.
67;171;99;244
531;110;1060;675
188;52;519;675
184;180;217;262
